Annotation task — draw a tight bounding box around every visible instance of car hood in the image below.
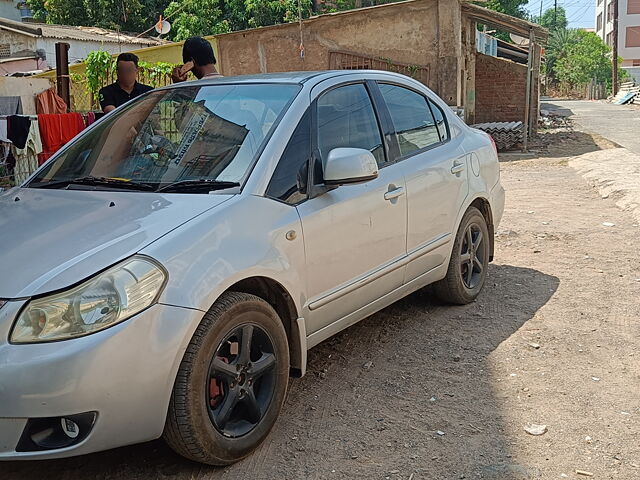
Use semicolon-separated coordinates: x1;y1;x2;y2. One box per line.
0;188;233;298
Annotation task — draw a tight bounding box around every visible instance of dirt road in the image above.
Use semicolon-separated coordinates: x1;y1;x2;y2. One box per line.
4;131;640;479
543;99;640;155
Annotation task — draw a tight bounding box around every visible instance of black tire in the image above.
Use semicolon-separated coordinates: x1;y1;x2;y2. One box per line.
433;207;490;305
164;292;290;465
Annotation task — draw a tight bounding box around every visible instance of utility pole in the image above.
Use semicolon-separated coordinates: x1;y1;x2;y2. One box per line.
612;0;619;95
539;0;543;21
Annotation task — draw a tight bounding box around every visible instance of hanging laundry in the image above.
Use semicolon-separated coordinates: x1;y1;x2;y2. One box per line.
87;111;96;126
74;112;85;135
12;118;43;184
0;118;8;143
36;88;67;115
38;113;85;164
7;115;32;150
0;97;23;116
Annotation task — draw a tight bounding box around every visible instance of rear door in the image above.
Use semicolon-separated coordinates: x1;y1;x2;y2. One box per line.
375;82;469;282
295;81;408;334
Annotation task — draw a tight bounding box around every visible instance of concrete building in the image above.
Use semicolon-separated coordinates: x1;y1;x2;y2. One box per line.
0;17;165;75
596;0;640;82
214;0;547;133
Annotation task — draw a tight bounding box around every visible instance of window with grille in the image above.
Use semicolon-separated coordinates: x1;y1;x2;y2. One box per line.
0;44;10;59
626;26;640;48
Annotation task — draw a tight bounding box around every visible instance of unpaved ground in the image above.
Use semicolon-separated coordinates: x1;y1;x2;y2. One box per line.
4;133;640;479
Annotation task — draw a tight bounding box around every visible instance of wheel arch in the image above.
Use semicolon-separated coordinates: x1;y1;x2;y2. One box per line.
224;276;306;378
468;196;495;262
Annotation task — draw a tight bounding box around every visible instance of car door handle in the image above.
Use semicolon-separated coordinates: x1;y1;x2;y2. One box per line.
384;186;405;201
451;161;466;174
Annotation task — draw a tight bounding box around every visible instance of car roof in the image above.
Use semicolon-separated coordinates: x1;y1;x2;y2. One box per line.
162;70;413;88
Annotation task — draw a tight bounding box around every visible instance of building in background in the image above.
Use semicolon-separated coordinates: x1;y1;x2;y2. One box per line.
596;0;640;82
0;17;166;75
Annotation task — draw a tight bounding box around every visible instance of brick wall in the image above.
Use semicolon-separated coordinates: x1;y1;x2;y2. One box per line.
474;53;538;125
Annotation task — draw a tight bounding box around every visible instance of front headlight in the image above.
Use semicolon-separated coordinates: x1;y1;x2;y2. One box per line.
11;256;166;343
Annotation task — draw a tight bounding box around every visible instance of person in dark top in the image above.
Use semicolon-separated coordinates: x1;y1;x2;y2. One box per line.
99;53;153;113
171;37;222;83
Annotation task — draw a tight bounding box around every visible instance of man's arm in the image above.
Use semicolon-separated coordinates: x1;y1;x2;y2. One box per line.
99;87;116;113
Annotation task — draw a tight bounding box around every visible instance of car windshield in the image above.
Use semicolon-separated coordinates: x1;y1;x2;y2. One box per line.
27;83;300;191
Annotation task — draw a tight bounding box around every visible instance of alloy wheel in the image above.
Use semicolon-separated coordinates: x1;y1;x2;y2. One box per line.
207;324;277;438
459;222;485;289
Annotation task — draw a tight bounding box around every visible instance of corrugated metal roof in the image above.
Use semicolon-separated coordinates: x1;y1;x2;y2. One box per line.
0;18;165;46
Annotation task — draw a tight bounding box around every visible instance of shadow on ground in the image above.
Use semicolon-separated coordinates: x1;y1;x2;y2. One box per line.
3;264;559;480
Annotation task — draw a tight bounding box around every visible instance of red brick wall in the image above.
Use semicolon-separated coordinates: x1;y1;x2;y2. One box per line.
474;53;537;124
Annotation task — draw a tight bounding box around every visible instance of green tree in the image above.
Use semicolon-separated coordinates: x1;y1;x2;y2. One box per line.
544;27;579;82
476;0;528;41
554;30;627;91
162;0;312;41
536;6;568;31
27;0;170;32
164;0;230;40
530;6;568;33
480;0;528;19
26;0;47;22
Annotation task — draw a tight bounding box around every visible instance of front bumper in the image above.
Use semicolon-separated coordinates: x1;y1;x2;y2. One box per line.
0;300;204;460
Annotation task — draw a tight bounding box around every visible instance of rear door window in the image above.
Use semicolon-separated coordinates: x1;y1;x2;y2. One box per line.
378;83;441;157
428;98;449;142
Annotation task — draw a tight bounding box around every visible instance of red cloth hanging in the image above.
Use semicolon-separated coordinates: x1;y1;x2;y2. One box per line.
38;113;85;165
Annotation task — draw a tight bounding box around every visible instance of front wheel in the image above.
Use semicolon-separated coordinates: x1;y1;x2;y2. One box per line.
164;292;290;465
433;207;490;305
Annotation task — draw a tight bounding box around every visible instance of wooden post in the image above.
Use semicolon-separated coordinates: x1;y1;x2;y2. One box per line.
612;0;619;95
55;42;70;111
523;29;535;151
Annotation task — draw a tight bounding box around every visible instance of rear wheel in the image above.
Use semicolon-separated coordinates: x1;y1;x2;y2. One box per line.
433;207;489;305
164;292;289;465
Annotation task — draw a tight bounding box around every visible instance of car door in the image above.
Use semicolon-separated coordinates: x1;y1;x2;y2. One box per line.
295;82;408;335
376;82;469;283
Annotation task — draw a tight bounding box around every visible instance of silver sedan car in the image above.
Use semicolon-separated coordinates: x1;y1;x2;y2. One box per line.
0;71;504;465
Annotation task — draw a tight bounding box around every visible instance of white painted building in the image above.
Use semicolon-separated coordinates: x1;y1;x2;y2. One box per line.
596;0;640;82
0;17;165;75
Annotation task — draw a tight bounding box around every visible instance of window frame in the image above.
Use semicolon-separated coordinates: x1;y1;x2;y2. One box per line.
305;80;393;199
374;81;451;163
265;107;312;206
314;80;392;166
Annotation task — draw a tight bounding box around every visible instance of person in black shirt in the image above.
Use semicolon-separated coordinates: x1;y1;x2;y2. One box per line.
99;53;153;113
171;37;222;83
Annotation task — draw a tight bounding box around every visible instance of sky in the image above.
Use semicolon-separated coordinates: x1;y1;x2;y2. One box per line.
524;0;596;29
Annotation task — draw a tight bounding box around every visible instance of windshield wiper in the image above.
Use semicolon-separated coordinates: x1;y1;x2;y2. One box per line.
30;176;156;191
156;179;240;193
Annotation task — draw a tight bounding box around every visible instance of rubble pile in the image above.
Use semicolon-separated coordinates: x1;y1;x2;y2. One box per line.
538;109;572;129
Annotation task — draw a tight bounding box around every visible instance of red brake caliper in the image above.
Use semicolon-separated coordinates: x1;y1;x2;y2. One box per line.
210;357;228;408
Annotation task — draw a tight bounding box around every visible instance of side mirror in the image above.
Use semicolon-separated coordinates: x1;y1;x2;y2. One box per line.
323;148;378;186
